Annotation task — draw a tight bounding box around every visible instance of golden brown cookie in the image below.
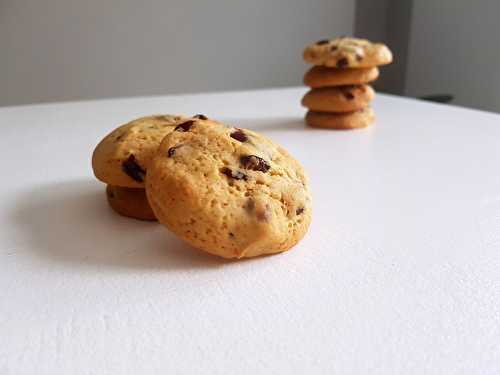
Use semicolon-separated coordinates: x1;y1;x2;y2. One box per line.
106;185;156;221
305;108;375;130
92;114;194;188
301;85;375;113
303;37;392;68
304;66;379;88
145;118;312;259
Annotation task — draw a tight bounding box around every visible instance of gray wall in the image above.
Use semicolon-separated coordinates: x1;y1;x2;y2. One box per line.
355;0;412;95
405;0;500;113
0;0;354;106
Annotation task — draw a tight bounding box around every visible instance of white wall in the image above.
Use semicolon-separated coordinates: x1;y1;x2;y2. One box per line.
405;0;500;113
0;0;354;106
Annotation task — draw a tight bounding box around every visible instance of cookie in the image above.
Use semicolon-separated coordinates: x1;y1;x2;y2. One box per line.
304;66;379;88
92;114;195;188
145;118;312;259
106;185;156;221
301;85;375;113
303;37;392;68
305;108;375;130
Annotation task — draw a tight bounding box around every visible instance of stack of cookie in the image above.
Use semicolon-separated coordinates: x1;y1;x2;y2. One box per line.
91;115;312;259
301;37;392;129
92;114;190;220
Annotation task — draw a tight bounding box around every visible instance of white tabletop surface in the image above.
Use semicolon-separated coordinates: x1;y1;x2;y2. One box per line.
1;87;499;374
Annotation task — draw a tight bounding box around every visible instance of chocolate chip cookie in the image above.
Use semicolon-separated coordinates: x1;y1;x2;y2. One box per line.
305;108;375;130
91;114;200;220
304;66;379;88
106;185;156;221
145;118;312;259
301;85;375;113
303;37;392;68
92;114;189;188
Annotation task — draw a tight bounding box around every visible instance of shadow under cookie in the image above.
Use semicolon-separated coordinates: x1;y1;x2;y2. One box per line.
11;179;225;271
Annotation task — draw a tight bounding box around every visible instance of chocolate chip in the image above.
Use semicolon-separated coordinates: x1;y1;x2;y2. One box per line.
336;57;349;68
245;198;255;212
175;120;195;132
240;155;270;172
107;190;115;199
343;91;355;100
316;39;329;45
167;147;177;157
221;167;247;181
296;207;304;215
230;129;248;142
122;154;146;182
229;232;235;238
356;53;363;61
330;46;338;52
193;114;208;120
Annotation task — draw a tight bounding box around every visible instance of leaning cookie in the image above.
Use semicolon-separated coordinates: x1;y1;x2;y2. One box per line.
303;37;392;68
301;85;375;113
92;114;196;188
106;185;156;221
146;118;312;259
304;66;379;88
305;108;375;130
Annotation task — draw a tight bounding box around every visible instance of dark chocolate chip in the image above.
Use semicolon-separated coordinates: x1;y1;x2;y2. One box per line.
245;198;255;212
240;155;270;172
343;91;355;100
356;53;363;61
330;46;338;52
229;232;235;238
167;147;177;157
336;57;349;68
230;129;248;142
122;154;146;182
296;207;304;215
193;114;208;120
316;39;329;45
221;167;247;181
175;120;195;132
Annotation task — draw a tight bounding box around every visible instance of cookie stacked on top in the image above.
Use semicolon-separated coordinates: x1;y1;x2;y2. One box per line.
92;115;312;259
301;37;392;129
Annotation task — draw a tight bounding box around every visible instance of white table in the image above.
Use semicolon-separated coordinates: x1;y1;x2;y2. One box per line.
1;88;499;374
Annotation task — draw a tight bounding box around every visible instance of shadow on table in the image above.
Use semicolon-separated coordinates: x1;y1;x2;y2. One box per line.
12;179;230;271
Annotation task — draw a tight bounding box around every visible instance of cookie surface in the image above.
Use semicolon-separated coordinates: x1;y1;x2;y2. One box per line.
305;108;375;130
301;85;375;113
106;185;156;221
146;118;312;259
92;114;193;188
304;66;379;88
303;37;392;68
